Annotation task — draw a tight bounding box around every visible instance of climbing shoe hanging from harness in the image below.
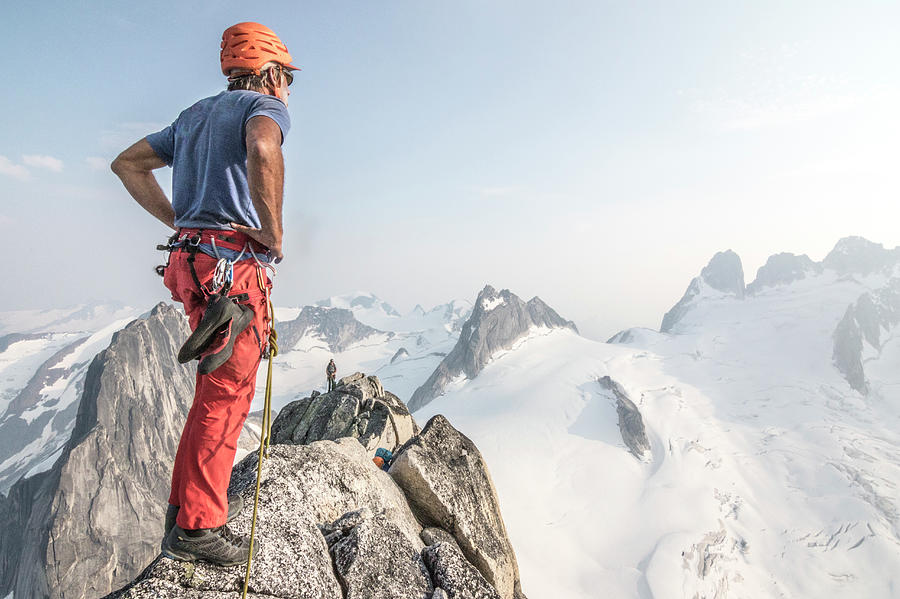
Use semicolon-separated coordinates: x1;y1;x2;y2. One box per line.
197;300;254;375
178;293;252;364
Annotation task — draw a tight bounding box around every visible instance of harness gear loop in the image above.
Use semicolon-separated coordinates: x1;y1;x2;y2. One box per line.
242;296;277;598
154;232;180;277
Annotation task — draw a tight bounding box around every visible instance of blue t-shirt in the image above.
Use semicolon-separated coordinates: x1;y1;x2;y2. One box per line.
146;90;290;230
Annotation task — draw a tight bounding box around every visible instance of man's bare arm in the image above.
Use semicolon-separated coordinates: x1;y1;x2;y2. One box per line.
230;115;285;261
111;139;175;230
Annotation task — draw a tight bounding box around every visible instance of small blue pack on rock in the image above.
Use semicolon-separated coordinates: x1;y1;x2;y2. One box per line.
375;448;393;462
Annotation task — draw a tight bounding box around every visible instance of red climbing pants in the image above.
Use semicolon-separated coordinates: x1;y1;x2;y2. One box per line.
162;230;272;530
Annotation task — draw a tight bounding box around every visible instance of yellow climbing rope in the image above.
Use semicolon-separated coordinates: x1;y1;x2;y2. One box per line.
242;305;277;598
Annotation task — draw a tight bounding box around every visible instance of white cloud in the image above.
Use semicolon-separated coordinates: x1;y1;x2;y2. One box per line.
85;157;108;171
23;154;64;172
0;156;30;180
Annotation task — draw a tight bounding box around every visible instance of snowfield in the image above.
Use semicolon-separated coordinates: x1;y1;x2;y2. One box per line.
414;271;900;598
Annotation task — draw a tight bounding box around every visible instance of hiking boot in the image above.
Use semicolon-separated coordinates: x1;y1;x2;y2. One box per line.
162;524;256;567
197;303;254;375
164;495;244;540
178;294;245;364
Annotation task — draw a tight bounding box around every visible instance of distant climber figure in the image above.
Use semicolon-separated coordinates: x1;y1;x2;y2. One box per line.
327;359;337;391
111;22;298;567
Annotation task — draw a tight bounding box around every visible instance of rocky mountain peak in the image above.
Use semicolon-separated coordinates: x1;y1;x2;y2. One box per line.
823;236;899;276
408;285;577;411
661;250;745;333
747;252;822;295
700;250;745;297
277;305;386;354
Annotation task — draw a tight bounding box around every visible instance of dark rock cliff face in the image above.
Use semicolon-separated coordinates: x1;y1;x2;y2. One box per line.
277;306;385;354
107;410;527;599
409;285;577;411
598;376;650;459
0;303;195;599
746;253;823;295
661;250;745;334
0;469;53;596
833;279;900;394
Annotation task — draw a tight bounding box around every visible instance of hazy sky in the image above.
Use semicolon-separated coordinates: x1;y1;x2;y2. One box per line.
2;1;898;340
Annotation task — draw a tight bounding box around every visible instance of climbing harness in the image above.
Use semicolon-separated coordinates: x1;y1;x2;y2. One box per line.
156;229;266;298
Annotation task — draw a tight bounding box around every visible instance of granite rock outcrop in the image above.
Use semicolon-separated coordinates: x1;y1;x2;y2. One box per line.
271;373;418;453
108;411;527;599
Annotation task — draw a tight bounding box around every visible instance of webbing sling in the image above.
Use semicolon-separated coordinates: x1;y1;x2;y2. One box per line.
242;303;277;598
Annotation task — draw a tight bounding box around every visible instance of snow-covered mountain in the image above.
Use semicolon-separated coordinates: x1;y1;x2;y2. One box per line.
265;293;473;410
409;285;577;411
414;237;900;598
313;291;401;328
0;303;141;337
0;304;145;494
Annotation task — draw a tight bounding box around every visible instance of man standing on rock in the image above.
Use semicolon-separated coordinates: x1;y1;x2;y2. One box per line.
327;358;337;391
111;22;297;566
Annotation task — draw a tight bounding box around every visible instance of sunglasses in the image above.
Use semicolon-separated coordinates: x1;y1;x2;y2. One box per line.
281;68;294;87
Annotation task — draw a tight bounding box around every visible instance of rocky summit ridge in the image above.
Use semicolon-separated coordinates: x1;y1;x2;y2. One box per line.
108;383;528;599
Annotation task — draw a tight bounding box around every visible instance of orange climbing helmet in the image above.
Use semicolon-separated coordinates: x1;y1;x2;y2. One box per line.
220;22;300;76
